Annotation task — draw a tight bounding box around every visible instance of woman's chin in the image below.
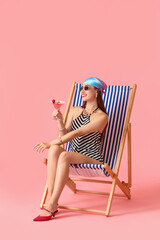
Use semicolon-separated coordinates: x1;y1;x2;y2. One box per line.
82;97;88;101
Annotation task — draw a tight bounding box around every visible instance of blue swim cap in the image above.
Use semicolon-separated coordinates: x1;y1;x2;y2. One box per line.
83;77;107;94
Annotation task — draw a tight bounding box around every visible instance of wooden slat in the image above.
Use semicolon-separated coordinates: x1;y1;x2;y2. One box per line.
66;177;76;193
115;178;131;199
76;189;125;197
114;84;137;175
40;182;48;209
103;163;116;178
103;164;131;199
63;81;76;124
71;177;112;184
58;205;106;214
128;123;132;187
106;177;117;216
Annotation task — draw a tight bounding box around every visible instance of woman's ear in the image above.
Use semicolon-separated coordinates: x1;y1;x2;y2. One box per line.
96;90;99;98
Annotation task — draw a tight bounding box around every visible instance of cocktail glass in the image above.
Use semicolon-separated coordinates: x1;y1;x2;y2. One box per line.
51;99;65;110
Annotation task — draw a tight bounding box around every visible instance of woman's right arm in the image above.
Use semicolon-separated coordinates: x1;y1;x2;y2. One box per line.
33;107;76;153
52;106;75;136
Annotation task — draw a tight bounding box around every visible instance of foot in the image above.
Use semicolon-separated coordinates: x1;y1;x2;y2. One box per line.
40;202;58;217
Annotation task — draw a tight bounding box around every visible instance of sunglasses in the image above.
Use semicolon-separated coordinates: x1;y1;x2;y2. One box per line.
80;85;91;91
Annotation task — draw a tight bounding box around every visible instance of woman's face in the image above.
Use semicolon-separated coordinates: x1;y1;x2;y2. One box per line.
80;84;97;101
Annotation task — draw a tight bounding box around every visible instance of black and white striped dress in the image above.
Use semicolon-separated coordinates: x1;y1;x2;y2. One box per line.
68;108;104;163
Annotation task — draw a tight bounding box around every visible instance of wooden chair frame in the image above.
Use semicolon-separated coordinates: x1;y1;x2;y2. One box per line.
40;82;137;217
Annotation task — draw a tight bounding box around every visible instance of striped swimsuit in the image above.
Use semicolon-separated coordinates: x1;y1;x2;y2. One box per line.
68;108;104;163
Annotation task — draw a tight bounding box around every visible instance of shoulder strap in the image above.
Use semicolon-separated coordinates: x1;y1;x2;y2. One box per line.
88;107;99;117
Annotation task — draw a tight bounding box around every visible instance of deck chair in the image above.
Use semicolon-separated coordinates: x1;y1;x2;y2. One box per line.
41;82;137;217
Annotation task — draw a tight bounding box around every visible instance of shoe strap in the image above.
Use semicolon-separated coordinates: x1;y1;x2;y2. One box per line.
43;207;55;215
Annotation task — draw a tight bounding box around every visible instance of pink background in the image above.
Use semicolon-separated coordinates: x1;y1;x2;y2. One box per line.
0;0;160;239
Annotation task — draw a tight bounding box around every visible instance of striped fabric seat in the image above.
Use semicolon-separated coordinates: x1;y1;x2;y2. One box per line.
66;84;130;177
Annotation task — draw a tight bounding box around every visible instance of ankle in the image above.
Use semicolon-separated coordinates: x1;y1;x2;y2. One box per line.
47;199;58;208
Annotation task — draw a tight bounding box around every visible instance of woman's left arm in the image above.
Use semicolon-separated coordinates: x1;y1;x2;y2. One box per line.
34;114;108;153
50;113;108;146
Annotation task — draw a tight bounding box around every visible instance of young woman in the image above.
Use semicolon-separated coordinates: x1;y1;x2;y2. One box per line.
33;77;108;221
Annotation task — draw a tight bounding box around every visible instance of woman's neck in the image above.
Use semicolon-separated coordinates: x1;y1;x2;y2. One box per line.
84;101;98;114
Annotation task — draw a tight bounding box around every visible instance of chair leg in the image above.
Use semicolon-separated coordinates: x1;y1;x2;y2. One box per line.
40;181;48;209
66;177;77;193
128;123;132;188
105;177;117;216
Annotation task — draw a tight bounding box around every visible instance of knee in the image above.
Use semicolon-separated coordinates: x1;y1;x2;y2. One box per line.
48;145;61;156
58;151;69;165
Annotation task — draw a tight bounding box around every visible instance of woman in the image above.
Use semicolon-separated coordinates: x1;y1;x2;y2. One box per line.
33;77;108;221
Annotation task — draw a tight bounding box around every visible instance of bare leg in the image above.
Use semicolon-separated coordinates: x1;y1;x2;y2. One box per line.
40;151;102;216
46;145;64;203
48;151;70;207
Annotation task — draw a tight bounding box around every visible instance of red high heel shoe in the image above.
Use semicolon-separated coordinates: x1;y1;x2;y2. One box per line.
33;207;58;221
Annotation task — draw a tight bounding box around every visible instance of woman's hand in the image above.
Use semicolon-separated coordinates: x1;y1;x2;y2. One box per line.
52;109;63;121
33;142;51;153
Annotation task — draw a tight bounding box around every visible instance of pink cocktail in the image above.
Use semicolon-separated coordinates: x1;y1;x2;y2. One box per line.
51;99;65;110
